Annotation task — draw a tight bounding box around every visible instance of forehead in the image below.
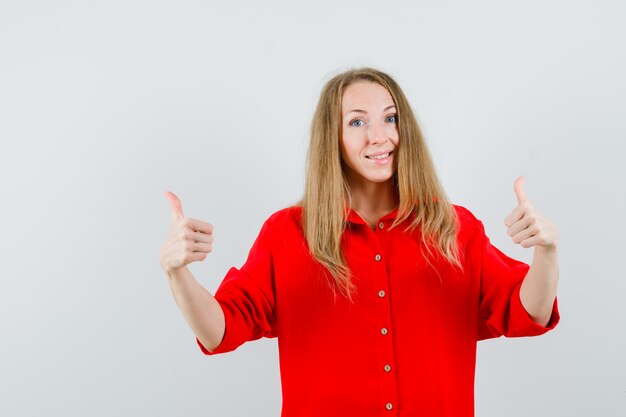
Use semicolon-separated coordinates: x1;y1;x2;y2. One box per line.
342;81;394;110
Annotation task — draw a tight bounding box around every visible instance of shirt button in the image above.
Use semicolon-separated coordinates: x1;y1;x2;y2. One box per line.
380;327;388;335
384;364;392;372
378;290;386;298
385;403;393;411
375;254;382;261
378;222;384;229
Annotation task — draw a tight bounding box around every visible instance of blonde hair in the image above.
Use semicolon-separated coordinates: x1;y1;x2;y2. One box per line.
298;67;463;302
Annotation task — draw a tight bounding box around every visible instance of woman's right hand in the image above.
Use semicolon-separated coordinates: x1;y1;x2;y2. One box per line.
159;191;225;352
160;191;214;273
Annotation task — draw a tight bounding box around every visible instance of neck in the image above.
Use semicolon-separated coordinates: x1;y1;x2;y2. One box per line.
346;175;398;215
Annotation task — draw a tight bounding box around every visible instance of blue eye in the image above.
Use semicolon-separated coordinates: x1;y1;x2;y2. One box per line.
350;119;364;127
386;115;397;123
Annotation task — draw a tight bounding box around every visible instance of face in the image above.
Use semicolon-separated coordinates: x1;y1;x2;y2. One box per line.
340;81;399;187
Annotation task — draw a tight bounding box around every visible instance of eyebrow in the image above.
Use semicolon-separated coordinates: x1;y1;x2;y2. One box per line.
344;105;397;117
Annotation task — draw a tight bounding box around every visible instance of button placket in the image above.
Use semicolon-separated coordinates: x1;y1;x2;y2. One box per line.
370;235;395;414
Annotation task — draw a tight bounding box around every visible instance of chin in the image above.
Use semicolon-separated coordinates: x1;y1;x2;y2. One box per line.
365;174;395;183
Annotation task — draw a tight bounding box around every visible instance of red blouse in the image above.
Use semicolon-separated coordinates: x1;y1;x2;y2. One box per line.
197;204;560;417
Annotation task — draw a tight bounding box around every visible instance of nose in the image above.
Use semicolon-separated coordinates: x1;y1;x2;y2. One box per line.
367;120;389;145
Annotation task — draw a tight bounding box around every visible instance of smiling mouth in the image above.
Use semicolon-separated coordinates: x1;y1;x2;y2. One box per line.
366;151;393;160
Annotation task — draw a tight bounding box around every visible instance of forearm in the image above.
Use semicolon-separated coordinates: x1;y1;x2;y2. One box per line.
519;245;559;327
166;266;225;352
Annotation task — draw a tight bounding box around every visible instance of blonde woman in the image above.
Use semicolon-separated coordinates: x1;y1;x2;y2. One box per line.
159;67;560;417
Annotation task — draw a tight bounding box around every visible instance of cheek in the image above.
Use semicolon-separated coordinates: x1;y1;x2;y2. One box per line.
341;132;361;153
339;135;349;156
388;131;400;149
386;124;399;139
339;137;354;163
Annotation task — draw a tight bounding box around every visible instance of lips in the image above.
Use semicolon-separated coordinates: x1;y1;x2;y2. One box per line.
366;151;393;160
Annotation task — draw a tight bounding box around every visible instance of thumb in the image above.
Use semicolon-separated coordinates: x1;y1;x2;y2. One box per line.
164;191;184;219
513;176;527;205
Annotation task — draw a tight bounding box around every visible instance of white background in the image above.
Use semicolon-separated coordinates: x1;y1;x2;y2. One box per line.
1;0;624;416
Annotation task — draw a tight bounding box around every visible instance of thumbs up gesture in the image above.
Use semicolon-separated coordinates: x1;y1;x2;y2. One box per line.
504;177;558;250
159;191;214;272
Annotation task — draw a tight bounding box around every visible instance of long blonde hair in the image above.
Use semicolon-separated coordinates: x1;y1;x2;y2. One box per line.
298;67;463;302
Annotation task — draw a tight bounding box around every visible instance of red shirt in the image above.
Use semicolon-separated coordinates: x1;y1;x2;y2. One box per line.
197;204;560;417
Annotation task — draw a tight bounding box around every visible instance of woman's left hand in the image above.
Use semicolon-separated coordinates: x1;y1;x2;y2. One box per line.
504;176;559;250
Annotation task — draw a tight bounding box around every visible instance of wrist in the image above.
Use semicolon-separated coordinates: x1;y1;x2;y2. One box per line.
534;243;558;260
164;265;189;280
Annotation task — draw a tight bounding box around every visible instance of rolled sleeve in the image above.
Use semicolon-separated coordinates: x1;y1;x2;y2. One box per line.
477;220;560;340
197;219;277;355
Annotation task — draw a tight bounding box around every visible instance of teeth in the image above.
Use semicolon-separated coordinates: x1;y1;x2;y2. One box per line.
368;152;390;160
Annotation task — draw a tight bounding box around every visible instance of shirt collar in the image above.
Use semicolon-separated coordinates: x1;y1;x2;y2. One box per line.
345;207;400;225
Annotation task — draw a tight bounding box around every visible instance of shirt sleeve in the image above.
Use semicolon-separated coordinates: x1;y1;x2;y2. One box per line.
197;218;277;355
476;219;560;341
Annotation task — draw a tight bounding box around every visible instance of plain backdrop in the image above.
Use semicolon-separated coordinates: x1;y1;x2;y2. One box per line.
1;0;625;416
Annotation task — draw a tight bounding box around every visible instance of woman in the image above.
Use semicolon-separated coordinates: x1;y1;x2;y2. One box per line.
159;67;560;417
